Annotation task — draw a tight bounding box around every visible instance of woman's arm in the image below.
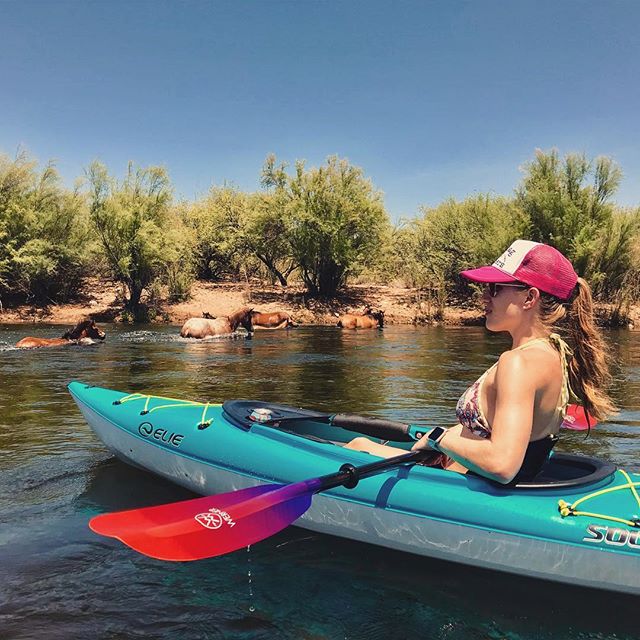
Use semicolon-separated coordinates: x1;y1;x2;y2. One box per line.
414;350;536;484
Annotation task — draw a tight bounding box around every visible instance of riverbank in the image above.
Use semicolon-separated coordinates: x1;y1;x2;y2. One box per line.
0;279;637;328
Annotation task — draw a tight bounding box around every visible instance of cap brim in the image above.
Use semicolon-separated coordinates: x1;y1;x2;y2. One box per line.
460;266;520;284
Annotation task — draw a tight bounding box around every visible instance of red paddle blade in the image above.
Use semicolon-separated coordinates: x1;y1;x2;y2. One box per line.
562;404;597;431
89;482;314;561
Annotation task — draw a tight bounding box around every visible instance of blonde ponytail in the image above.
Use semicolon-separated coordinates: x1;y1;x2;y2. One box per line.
539;277;616;422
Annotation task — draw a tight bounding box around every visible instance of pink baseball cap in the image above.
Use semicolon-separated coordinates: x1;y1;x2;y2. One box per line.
460;240;578;300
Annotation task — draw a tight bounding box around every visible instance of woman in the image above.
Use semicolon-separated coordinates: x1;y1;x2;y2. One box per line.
345;240;615;484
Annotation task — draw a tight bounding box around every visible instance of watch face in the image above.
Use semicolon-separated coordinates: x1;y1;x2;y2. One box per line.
429;427;446;442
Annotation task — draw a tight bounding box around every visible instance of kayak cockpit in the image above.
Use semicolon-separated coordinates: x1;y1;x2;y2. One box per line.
512;453;616;489
222;400;617;491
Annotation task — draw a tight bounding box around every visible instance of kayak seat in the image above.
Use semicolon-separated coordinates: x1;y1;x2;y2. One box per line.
511;453;616;489
511;434;559;483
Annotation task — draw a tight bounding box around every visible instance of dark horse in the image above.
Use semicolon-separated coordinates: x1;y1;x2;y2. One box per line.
250;310;298;330
16;318;106;349
180;307;254;338
337;307;384;329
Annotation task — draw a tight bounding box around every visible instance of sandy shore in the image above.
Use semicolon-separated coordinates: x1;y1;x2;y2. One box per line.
1;279;637;329
0;279;484;326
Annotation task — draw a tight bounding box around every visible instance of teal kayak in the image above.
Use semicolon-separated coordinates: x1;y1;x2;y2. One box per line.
69;381;640;594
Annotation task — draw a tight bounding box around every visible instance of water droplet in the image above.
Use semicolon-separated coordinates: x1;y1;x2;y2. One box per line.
247;543;255;612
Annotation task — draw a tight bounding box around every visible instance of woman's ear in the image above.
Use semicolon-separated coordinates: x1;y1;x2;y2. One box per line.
523;287;540;310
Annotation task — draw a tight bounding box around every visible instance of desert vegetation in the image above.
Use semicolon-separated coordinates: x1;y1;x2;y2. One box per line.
1;148;638;321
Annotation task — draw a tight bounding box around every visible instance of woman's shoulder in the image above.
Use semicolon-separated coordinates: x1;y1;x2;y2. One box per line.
496;343;560;380
496;349;529;375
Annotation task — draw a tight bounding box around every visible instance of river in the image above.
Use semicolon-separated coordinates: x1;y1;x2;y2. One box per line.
1;324;638;639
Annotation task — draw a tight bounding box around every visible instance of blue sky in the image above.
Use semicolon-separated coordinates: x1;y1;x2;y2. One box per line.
1;1;639;220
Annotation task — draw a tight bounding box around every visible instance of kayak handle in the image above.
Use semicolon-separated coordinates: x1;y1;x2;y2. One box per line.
331;413;427;442
264;411;428;443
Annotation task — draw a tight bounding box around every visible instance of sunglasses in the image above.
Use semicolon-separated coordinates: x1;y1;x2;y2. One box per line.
486;282;530;297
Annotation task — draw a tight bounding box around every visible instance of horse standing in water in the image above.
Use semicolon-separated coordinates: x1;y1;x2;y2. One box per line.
250;310;298;330
180;307;254;338
337;307;384;329
16;319;106;349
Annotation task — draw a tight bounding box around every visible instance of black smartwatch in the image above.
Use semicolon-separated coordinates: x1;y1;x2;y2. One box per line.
427;426;447;451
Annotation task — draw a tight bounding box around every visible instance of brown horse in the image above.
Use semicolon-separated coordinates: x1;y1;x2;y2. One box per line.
16;318;106;349
180;307;254;338
337;307;384;329
250;310;298;330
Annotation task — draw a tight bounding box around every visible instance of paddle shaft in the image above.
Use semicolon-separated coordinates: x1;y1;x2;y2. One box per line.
313;448;436;492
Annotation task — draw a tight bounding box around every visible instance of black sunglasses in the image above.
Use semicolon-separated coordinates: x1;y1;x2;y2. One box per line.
486;282;530;297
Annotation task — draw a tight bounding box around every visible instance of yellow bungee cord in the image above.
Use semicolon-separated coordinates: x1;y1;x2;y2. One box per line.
558;469;640;528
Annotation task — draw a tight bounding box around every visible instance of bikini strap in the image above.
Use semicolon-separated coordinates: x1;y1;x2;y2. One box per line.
548;333;576;414
515;334;574;415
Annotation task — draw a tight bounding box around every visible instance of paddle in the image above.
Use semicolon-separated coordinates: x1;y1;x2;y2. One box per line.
89;448;436;561
562;404;597;431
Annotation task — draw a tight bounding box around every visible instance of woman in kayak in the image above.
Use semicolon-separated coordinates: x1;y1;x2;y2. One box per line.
345;240;615;484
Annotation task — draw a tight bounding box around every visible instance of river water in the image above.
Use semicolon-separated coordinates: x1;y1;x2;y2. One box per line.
1;323;639;639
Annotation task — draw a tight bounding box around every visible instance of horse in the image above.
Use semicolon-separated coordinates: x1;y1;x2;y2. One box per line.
180;307;254;339
16;318;107;349
250;310;298;330
337;307;384;329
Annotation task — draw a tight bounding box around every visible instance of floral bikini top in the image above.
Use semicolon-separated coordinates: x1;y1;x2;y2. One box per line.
455;334;572;440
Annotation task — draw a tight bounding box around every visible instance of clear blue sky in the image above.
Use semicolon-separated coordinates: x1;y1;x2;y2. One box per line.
2;0;639;220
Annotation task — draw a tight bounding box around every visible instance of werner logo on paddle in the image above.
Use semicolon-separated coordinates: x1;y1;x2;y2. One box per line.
195;507;236;530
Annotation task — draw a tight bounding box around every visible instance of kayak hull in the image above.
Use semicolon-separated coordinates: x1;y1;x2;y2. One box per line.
70;382;640;594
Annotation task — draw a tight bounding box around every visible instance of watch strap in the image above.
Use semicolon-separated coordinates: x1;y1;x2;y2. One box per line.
427;426;447;450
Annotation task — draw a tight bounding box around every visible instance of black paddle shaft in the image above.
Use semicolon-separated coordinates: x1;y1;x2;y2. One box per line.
315;448;437;492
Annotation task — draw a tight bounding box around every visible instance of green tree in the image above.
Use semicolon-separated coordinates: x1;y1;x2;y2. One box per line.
240;191;296;286
587;207;640;300
395;195;528;307
181;186;248;281
161;210;196;303
86;161;177;318
517;149;622;276
262;154;390;297
0;151;92;303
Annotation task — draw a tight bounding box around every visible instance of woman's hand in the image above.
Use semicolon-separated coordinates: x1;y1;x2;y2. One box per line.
411;428;442;451
411;432;430;451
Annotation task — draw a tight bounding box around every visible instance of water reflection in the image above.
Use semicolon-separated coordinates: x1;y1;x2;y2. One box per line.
0;322;639;639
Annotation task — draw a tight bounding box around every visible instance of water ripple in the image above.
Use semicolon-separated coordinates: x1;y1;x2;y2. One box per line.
1;323;639;639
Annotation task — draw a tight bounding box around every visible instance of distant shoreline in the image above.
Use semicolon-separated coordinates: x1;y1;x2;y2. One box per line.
0;279;637;329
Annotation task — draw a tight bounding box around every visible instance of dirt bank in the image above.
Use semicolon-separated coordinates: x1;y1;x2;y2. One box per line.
1;279;637;328
0;279;483;326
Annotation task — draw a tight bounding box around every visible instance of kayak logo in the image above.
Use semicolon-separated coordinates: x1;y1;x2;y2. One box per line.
195;507;236;530
138;422;184;447
583;524;640;549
